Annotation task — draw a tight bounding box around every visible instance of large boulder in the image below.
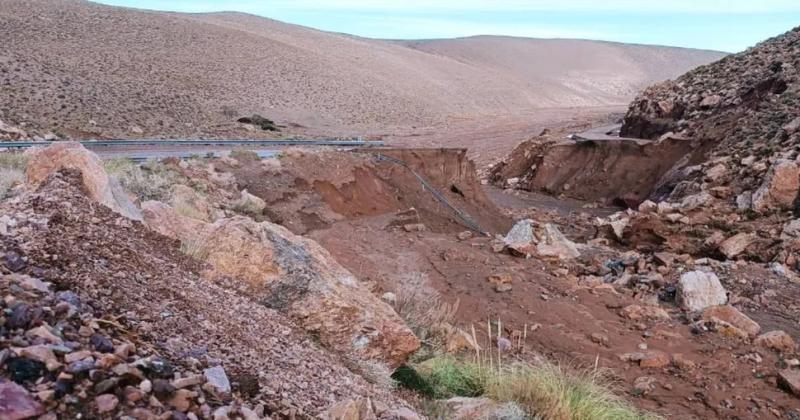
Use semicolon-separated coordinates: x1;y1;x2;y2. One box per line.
752;160;799;213
141;202;419;367
503;219;535;255
700;305;761;338
719;233;757;259
25;142;142;220
536;224;580;260
439;397;527;420
677;271;727;312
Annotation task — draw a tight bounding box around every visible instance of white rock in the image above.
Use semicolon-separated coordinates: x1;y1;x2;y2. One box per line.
678;271;727;312
203;366;231;395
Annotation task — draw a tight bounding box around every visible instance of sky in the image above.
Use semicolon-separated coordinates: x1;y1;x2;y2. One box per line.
94;1;800;52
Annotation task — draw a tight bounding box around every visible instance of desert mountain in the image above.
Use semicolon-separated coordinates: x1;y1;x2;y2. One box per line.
0;0;724;139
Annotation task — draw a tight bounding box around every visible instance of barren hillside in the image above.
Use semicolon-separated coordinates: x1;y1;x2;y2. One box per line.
0;0;725;140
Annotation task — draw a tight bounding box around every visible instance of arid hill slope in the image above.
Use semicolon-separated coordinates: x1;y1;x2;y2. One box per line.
0;0;724;139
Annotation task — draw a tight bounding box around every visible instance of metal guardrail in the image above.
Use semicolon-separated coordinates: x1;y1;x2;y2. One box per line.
0;139;385;148
373;153;487;235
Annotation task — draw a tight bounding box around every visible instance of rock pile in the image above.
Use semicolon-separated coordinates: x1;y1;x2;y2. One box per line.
0;145;421;418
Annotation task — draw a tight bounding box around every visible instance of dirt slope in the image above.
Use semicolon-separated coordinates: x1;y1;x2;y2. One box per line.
0;0;724;140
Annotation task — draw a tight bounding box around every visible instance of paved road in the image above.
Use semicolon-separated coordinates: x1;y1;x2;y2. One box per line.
571;123;653;144
0;139;384;161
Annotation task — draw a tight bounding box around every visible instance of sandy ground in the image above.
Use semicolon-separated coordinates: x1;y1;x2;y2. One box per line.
0;0;723;140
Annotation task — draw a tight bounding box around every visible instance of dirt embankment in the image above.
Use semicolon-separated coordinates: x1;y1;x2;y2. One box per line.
227;148;511;235
491;134;701;207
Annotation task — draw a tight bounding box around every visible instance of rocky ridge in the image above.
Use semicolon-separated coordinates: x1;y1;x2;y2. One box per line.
0;144;421;419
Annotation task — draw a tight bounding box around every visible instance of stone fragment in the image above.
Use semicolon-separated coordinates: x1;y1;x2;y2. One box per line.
168;389;197;412
18;345;61;371
536;223;580;259
25;142;142;220
677;271;727;312
402;223;426;232
755;330;797;353
503;219;535;255
203;366;231;395
778;369;800;397
0;381;45;420
439;397;526;420
719;233;757;259
619;304;670;321
95;394;119;413
639;351;670;368
701;305;761;337
632;376;657;396
172;374;204;389
319;398;375;420
752;160;799;213
671;353;696;371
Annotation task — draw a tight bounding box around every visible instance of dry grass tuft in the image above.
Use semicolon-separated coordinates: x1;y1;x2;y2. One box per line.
0;152;28;199
409;356;660;420
485;363;659;420
103;158;184;202
393;273;459;357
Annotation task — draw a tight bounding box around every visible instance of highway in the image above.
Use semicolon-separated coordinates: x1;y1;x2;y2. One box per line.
0;139;385;162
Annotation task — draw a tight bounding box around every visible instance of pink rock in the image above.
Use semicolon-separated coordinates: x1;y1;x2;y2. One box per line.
0;381;45;420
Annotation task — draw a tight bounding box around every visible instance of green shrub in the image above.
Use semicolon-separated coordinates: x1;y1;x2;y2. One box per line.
400;356;661;420
412;356;486;398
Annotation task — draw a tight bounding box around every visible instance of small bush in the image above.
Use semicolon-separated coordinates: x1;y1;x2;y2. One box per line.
414;356;486;398
103;158;184;202
179;233;212;261
485;364;658;420
393;273;459;357
0;152;28;199
0;167;24;199
0;152;29;171
229;148;260;162
402;357;661;420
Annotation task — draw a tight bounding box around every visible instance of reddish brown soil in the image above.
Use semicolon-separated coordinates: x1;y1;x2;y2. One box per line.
307;212;800;419
218;142;800;418
223;148;511;235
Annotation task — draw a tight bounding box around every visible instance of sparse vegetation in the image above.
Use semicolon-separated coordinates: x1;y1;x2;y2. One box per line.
0;152;28;198
229;148;260;162
237;114;280;132
102;158;185;202
179;232;212;261
392;273;459;359
398;356;660;420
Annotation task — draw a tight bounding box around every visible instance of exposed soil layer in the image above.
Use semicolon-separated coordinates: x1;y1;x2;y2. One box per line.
490;133;701;206
309;211;800;419
226;148;511;235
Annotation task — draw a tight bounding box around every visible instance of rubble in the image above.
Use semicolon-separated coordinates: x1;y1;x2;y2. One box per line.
25;142;142;220
0;169;417;418
141;202;420;367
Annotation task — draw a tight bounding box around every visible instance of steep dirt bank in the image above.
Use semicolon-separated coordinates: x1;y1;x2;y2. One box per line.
490;134;701;206
225;148;512;235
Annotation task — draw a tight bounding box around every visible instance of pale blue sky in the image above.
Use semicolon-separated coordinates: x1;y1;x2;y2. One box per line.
94;0;800;52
